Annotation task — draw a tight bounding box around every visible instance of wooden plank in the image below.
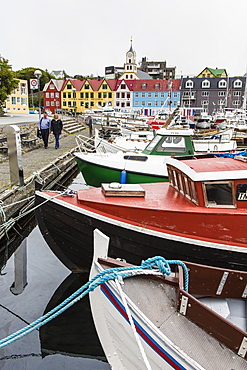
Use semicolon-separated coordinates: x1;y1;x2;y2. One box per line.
101;183;145;197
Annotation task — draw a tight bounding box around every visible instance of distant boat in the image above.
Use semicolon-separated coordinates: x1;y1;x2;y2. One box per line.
89;229;247;370
35;153;247;272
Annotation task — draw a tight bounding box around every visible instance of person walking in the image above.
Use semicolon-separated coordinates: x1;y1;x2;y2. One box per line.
38;112;51;149
51;114;63;149
87;115;93;137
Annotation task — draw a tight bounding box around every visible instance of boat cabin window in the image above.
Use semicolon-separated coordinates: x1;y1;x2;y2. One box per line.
145;134;161;151
203;181;235;208
154;135;187;153
167;166;198;205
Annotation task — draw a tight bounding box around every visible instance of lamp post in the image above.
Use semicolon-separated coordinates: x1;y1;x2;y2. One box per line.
34;69;42;120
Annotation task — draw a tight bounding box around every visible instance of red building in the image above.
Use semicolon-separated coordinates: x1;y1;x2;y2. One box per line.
43;79;65;114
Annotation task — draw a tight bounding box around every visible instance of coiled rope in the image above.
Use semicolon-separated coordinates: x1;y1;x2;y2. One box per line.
0;256;188;348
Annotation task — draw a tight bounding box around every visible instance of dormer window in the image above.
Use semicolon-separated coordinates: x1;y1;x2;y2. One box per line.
185;80;193;88
50;84;55;89
233;79;242;88
142;83;147;89
202;79;210;88
218;79;227;88
154;83;160;89
121;84;126;89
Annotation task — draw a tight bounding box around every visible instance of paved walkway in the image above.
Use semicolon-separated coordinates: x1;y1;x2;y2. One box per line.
0;128;89;191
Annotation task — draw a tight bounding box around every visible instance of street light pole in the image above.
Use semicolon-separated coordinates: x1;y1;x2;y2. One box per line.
34;69;42;120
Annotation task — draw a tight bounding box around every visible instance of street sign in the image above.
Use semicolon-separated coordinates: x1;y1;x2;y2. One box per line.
30;79;38;89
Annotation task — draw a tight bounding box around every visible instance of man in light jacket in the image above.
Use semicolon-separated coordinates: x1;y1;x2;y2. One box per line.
38;112;51;149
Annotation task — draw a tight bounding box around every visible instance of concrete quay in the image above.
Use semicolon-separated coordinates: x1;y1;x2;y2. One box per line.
0;115;89;228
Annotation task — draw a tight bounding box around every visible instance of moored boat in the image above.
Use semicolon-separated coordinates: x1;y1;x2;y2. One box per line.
35;153;247;272
89;229;247;370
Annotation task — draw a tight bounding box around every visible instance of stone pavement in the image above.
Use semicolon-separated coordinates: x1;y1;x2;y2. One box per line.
0;127;89;191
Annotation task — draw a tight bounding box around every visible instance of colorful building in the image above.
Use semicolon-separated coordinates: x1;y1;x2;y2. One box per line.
43;79;64;114
5;79;29;114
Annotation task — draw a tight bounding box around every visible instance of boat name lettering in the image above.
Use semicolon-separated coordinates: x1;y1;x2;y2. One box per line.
236;184;247;201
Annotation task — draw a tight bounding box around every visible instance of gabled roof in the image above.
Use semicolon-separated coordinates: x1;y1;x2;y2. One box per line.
133;79;181;91
198;67;227;77
71;79;85;90
115;79;135;91
87;79;103;91
43;79;65;91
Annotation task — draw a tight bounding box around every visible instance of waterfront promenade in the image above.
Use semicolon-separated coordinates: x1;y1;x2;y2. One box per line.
0;114;87;191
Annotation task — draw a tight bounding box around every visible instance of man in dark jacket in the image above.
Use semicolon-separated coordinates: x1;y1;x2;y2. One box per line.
51;114;63;149
87;115;93;137
38;112;51;148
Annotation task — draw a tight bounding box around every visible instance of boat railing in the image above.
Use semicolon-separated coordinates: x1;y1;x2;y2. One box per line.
75;134;96;153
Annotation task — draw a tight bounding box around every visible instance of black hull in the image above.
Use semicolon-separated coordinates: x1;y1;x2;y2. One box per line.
35;194;247;272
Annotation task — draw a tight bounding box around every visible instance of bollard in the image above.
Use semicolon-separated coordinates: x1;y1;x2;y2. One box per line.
2;125;24;187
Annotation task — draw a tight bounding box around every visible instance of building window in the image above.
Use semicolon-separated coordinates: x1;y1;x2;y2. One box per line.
202;80;210;88
21;98;27;105
67;84;72;89
17;97;20;102
142;93;145;97
154;83;160;89
98;92;102;98
142;83;147;89
103;92;107;98
121;84;126;89
201;100;208;105
116;92;119;98
233;79;242;88
46;92;49;98
218;100;225;105
142;101;145;106
127;93;130;99
125;75;128;79
233;91;241;96
56;101;59;106
185;80;193;88
46;101;50;106
85;93;89;98
80;93;84;98
148;93;151;97
84;84;89;89
63;101;66;106
121;92;125;98
148;101;152;106
130;74;133;78
56;93;59;98
126;102;130;107
161;92;164;97
233;100;240;105
108;92;112;98
102;84;107;89
135;93;138;97
51;92;54;98
51;101;54;106
50;84;55;89
135;101;138;106
174;92;178;98
154;101;158;106
12;97;16;105
201;91;209;96
91;92;94;98
218;80;227;88
80;102;84;106
21;84;26;94
63;92;66;98
218;91;225;96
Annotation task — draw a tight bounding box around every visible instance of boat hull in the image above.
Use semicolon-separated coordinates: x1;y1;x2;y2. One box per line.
75;156;168;187
35;192;247;272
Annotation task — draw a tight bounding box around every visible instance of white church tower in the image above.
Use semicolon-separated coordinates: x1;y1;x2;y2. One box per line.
119;39;138;80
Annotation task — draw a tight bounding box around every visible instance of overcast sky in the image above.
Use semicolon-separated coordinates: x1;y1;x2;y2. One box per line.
2;0;247;78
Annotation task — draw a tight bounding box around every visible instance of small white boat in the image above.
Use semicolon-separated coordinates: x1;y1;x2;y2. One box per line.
89;229;247;370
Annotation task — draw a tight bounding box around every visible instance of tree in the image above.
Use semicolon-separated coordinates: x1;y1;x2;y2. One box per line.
15;67;53;93
0;57;18;114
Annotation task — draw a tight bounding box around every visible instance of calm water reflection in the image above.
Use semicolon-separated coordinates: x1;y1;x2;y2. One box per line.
0;173;110;369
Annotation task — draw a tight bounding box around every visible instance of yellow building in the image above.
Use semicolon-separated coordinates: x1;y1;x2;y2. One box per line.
5;79;29;114
197;67;227;78
61;79;116;114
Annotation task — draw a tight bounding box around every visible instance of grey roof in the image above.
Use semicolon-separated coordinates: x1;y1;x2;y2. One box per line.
136;70;152;79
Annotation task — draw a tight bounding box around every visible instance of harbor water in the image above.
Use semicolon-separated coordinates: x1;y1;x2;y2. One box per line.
0;173;111;369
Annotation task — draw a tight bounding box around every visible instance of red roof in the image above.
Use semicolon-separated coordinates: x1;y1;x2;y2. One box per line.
133;79;181;91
